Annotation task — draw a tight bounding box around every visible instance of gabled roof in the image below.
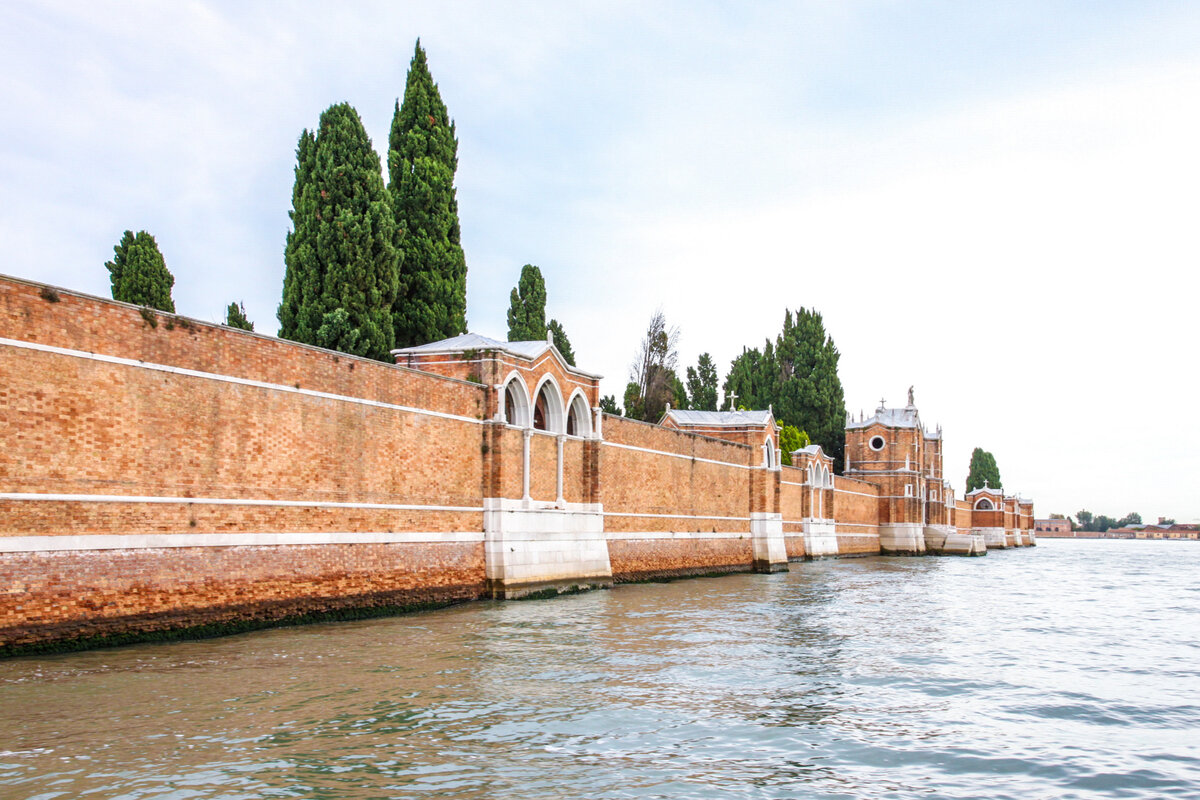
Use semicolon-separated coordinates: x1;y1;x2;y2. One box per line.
391;333;602;379
847;406;920;430
663;409;775;428
793;443;831;461
965;485;1003;497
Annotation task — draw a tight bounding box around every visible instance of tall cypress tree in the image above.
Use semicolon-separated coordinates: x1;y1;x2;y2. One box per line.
722;308;846;471
506;264;547;341
278;103;399;361
548;319;575;366
389;40;467;347
966;448;1002;492
105;230;175;312
686;353;719;411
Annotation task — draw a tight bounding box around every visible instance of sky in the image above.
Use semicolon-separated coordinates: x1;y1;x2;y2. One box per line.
2;1;1198;523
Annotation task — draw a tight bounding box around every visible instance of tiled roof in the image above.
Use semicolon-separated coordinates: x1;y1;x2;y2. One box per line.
664;409;774;427
391;333;601;378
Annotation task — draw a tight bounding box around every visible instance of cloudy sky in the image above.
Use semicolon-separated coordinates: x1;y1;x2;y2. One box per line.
3;1;1198;522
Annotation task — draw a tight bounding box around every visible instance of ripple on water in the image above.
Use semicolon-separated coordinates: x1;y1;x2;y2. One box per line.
1;539;1199;799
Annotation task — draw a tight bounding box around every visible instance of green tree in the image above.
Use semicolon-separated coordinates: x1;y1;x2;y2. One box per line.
507;264;546;340
389;39;467;347
685;353;719;411
105;230;175;312
278;102;399;361
548;319;575;366
1075;509;1095;531
722;309;846;471
965;447;1002;493
599;395;621;416
225;301;253;331
670;370;688;411
623;381;645;421
779;424;810;467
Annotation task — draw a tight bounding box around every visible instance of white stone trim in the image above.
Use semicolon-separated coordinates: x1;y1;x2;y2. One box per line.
605;530;750;540
604;511;751;521
0;492;482;512
0;337;484;425
602;441;752;470
0;531;484;553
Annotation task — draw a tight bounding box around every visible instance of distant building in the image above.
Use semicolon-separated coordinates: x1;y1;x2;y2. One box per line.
1035;518;1073;536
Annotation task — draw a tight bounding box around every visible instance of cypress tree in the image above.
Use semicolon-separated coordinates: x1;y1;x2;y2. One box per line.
686;353;719;411
278;103;399;361
547;319;575;366
225;302;253;331
506;264;547;340
773;308;846;472
966;448;1002;492
389;39;467;347
105;230;175;312
722;309;846;471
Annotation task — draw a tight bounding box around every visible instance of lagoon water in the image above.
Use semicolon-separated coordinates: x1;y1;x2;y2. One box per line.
1;538;1199;799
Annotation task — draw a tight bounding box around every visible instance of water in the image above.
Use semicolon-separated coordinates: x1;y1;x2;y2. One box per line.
1;538;1198;799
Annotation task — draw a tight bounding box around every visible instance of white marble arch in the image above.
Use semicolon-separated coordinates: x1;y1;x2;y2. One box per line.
499;370;532;427
531;373;566;434
565;388;592;438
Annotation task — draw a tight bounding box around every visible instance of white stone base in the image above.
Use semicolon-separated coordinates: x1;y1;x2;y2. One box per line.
978;527;1009;549
1027;530;1037;546
880;522;927;555
802;519;839;559
483;498;611;598
751;512;789;572
924;525;987;556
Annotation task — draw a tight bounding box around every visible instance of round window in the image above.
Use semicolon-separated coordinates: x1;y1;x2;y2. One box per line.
869;435;885;451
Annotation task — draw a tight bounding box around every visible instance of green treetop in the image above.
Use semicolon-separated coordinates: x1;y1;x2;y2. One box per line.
277;102;399;361
965;447;1002;493
225;301;253;331
548;319;575;366
507;264;547;340
389;39;468;347
685;352;719;411
722;309;846;471
105;230;175;312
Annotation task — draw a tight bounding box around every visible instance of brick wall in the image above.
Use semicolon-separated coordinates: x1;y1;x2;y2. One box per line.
0;542;484;650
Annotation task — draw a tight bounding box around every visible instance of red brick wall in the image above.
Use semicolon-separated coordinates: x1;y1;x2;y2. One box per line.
0;542;485;649
601;416;752;533
608;537;755;582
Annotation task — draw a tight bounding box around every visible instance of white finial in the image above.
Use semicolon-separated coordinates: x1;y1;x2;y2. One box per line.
907;386;915;407
547;328;555;345
728;390;738;410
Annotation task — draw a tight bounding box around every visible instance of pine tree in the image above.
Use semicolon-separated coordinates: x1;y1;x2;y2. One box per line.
773;309;846;472
506;264;546;340
105;230;175;312
721;309;846;471
389;39;467;347
685;353;719;411
548;319;575;365
277;103;399;361
225;301;253;331
966;448;1002;492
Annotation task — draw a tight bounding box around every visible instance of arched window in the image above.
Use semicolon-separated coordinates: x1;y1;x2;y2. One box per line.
502;378;531;427
975;497;994;510
533;378;564;433
566;393;591;437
